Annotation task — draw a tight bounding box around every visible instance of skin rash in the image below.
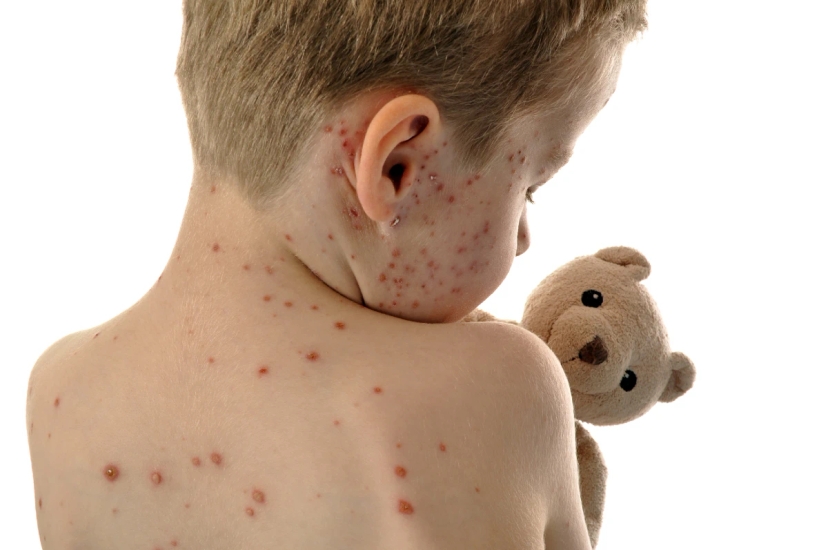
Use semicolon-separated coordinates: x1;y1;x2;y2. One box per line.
32;59;619;546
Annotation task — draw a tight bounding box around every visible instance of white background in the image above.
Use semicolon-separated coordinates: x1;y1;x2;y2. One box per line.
2;1;826;547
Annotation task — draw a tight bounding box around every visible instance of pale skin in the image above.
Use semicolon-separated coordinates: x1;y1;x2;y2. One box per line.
27;57;619;549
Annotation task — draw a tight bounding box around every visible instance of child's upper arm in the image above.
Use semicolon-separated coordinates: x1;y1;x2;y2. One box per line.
474;321;592;550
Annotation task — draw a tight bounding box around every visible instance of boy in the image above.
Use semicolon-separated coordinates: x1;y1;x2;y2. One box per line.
27;1;646;548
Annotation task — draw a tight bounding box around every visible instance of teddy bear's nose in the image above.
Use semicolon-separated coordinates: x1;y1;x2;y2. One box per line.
579;336;608;365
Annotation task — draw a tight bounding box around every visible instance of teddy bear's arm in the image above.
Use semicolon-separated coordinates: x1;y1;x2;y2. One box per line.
575;421;607;549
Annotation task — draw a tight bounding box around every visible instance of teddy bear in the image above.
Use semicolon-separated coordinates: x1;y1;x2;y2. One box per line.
464;246;696;547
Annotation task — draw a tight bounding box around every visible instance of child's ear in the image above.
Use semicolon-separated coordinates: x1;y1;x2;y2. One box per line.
354;94;442;222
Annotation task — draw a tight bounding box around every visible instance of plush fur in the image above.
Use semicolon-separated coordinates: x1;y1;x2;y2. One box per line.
464;246;695;547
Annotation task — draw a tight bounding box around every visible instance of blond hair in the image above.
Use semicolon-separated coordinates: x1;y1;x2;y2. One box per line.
175;0;647;210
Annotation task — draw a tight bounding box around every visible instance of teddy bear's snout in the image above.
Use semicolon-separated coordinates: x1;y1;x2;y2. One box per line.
579;336;609;365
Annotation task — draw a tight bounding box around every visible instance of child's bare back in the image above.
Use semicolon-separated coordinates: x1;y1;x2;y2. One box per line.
27;1;647;547
27;273;571;549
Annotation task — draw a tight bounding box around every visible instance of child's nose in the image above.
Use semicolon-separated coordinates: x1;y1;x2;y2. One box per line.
515;209;530;256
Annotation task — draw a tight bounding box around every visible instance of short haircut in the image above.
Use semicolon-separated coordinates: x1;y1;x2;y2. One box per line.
175;0;647;210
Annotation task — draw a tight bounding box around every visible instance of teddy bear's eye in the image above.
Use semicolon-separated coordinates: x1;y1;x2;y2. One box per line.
581;290;603;308
620;370;637;392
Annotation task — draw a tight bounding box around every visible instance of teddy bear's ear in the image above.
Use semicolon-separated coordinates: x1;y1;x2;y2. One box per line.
659;352;696;403
594;246;651;282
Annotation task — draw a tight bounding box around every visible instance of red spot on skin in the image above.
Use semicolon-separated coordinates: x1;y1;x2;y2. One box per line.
311;304;319;310
483;221;490;233
412;301;419;309
263;295;271;302
443;141;448;146
457;247;466;254
246;507;255;516
38;498;42;509
252;489;266;503
306;351;320;361
284;301;293;308
436;183;444;192
210;185;216;193
392;248;401;257
103;465;120;481
212;243;220;252
475;487;480;493
324;126;333;133
396;443;402;449
509;154;515;162
208;357;215;364
395;466;407;478
349;207;360;218
334;419;340;426
171;540;178;547
388;263;396;269
192;457;201;467
378;273;387;282
439;443;447;452
210;453;223;465
151;471;163;485
328;233;334;240
185;503;191;509
265;265;274;275
342;140;349;148
113;335;118;341
53;397;59;407
339;128;347;136
258;366;269;376
243;264;251;271
285;234;292;242
334;322;346;330
448;195;456;203
374;386;383;394
399;500;414;514
475;174;481;180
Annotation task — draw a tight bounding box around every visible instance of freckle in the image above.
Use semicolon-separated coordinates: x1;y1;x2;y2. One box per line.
53;397;60;407
324;126;333;133
192;457;201;466
212;243;220;252
284;301;293;308
103;464;120;481
311;304;319;310
258;366;269;377
112;508;118;514
396;442;402;448
317;493;322;498
210;452;223;465
185;503;190;509
475;487;480;493
395;466;407;478
378;273;387;282
285;234;292;241
113;335;118;341
252;489;266;503
306;351;320;361
351;254;356;260
38;498;42;509
48;433;51;439
263;295;271;302
373;386;383;394
398;500;414;515
243;264;251;271
334;321;346;330
150;471;163;485
208;357;215;364
439;442;447;452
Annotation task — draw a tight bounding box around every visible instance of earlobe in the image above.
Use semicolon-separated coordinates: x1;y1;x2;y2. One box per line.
355;95;441;222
